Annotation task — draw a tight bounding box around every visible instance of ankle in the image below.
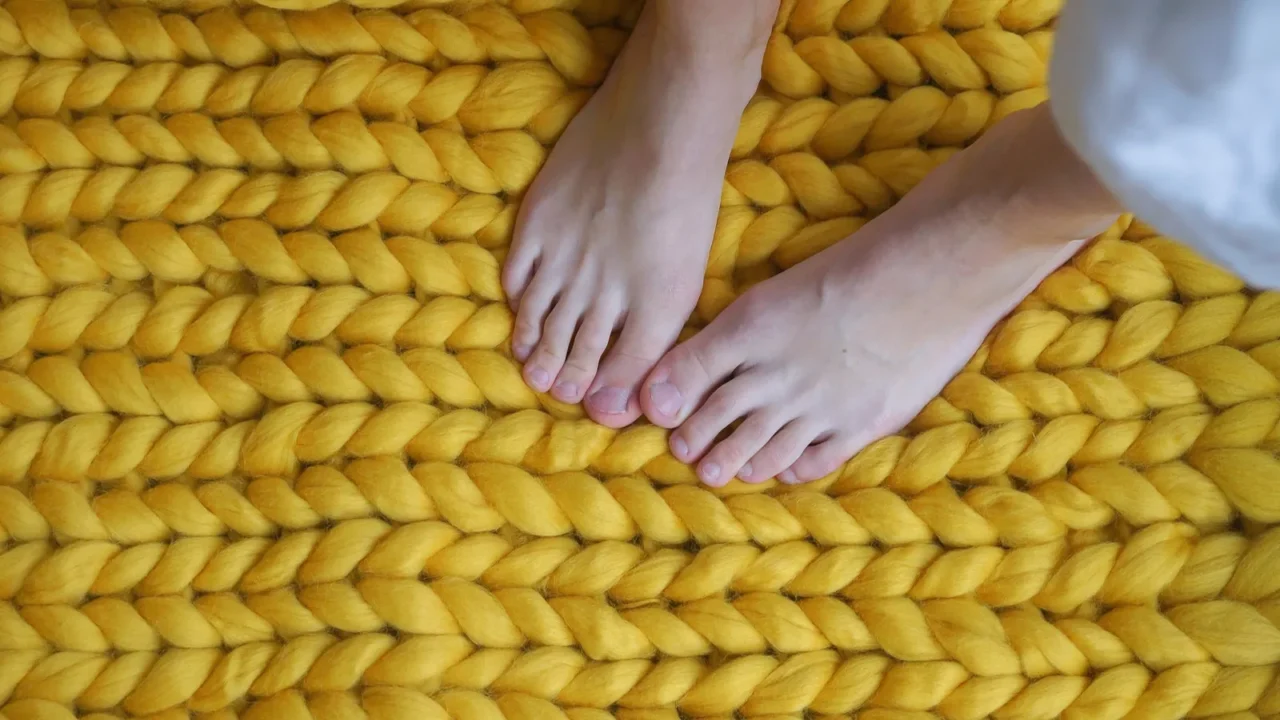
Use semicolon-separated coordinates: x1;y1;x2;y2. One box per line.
917;104;1121;252
989;104;1124;239
649;0;777;63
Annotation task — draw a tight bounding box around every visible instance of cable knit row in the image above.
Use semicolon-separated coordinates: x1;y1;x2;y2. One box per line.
0;57;587;139
0;167;525;235
0;332;1274;434
780;0;1062;37
0;113;548;194
732;87;1043;163
969;299;1280;380
0;6;1051;100
93;0;647;19
0;219;1228;320
721;147;954;221
0;453;1231;550
761;27;1049;100
0;646;1271;719
0;1;617;85
3;544;1279;676
0;29;1047;126
0;409;1272;532
702;217;1248;318
0;147;944;236
1;164;1229;278
3;468;1276;605
1;89;1032;178
4;499;1280;653
0;330;1269;481
0;221;507;298
0;284;522;364
0;346;571;421
76;0;1054;36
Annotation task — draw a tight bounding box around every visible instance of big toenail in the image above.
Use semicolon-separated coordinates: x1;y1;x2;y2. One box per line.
672;437;689;459
701;462;721;484
650;382;683;416
555;381;578;399
528;367;550;390
589;387;630;414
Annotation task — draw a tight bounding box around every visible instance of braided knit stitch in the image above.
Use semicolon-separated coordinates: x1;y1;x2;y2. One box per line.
2;0;1280;718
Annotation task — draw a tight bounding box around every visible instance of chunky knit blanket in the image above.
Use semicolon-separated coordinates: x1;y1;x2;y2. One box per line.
0;0;1278;718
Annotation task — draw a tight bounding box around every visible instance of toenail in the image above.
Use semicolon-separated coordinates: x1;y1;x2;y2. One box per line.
528;367;550;390
649;382;683;417
779;469;799;484
555;381;578;399
701;462;722;485
672;437;689;460
740;463;753;479
588;387;630;414
513;343;530;361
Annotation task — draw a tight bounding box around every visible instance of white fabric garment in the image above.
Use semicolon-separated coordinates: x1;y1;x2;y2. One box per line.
1049;0;1280;287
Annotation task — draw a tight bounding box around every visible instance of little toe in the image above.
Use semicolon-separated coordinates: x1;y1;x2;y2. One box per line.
511;275;558;362
523;299;584;394
738;421;817;483
694;409;787;487
669;375;762;466
552;307;620;404
585;308;683;428
641;324;743;429
778;434;865;485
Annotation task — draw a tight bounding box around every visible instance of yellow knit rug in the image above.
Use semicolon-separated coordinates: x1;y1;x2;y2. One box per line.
1;0;1279;718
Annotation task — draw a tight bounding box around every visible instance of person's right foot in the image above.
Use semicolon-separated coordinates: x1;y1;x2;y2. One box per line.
502;0;775;427
639;104;1124;486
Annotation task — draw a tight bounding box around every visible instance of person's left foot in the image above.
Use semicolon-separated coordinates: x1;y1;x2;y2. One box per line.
503;0;772;427
639;105;1121;486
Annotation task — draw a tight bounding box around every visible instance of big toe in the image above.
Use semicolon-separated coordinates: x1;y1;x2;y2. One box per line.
640;322;740;429
585;309;683;428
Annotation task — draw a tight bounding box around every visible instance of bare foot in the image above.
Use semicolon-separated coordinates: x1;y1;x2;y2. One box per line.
504;0;775;426
639;104;1125;486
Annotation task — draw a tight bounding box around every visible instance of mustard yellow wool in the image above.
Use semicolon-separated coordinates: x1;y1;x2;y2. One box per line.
1;0;1279;718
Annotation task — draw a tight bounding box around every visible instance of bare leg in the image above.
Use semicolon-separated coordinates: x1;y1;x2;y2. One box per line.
504;0;777;426
639;103;1125;486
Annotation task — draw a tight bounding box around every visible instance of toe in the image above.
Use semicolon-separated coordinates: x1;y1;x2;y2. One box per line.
738;420;818;483
778;433;865;485
694;409;788;487
524;297;586;393
511;275;557;362
669;374;760;466
585;307;683;428
552;305;620;404
502;244;540;310
640;321;743;429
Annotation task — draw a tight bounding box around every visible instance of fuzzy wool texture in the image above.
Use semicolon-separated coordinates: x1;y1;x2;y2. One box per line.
0;0;1279;718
